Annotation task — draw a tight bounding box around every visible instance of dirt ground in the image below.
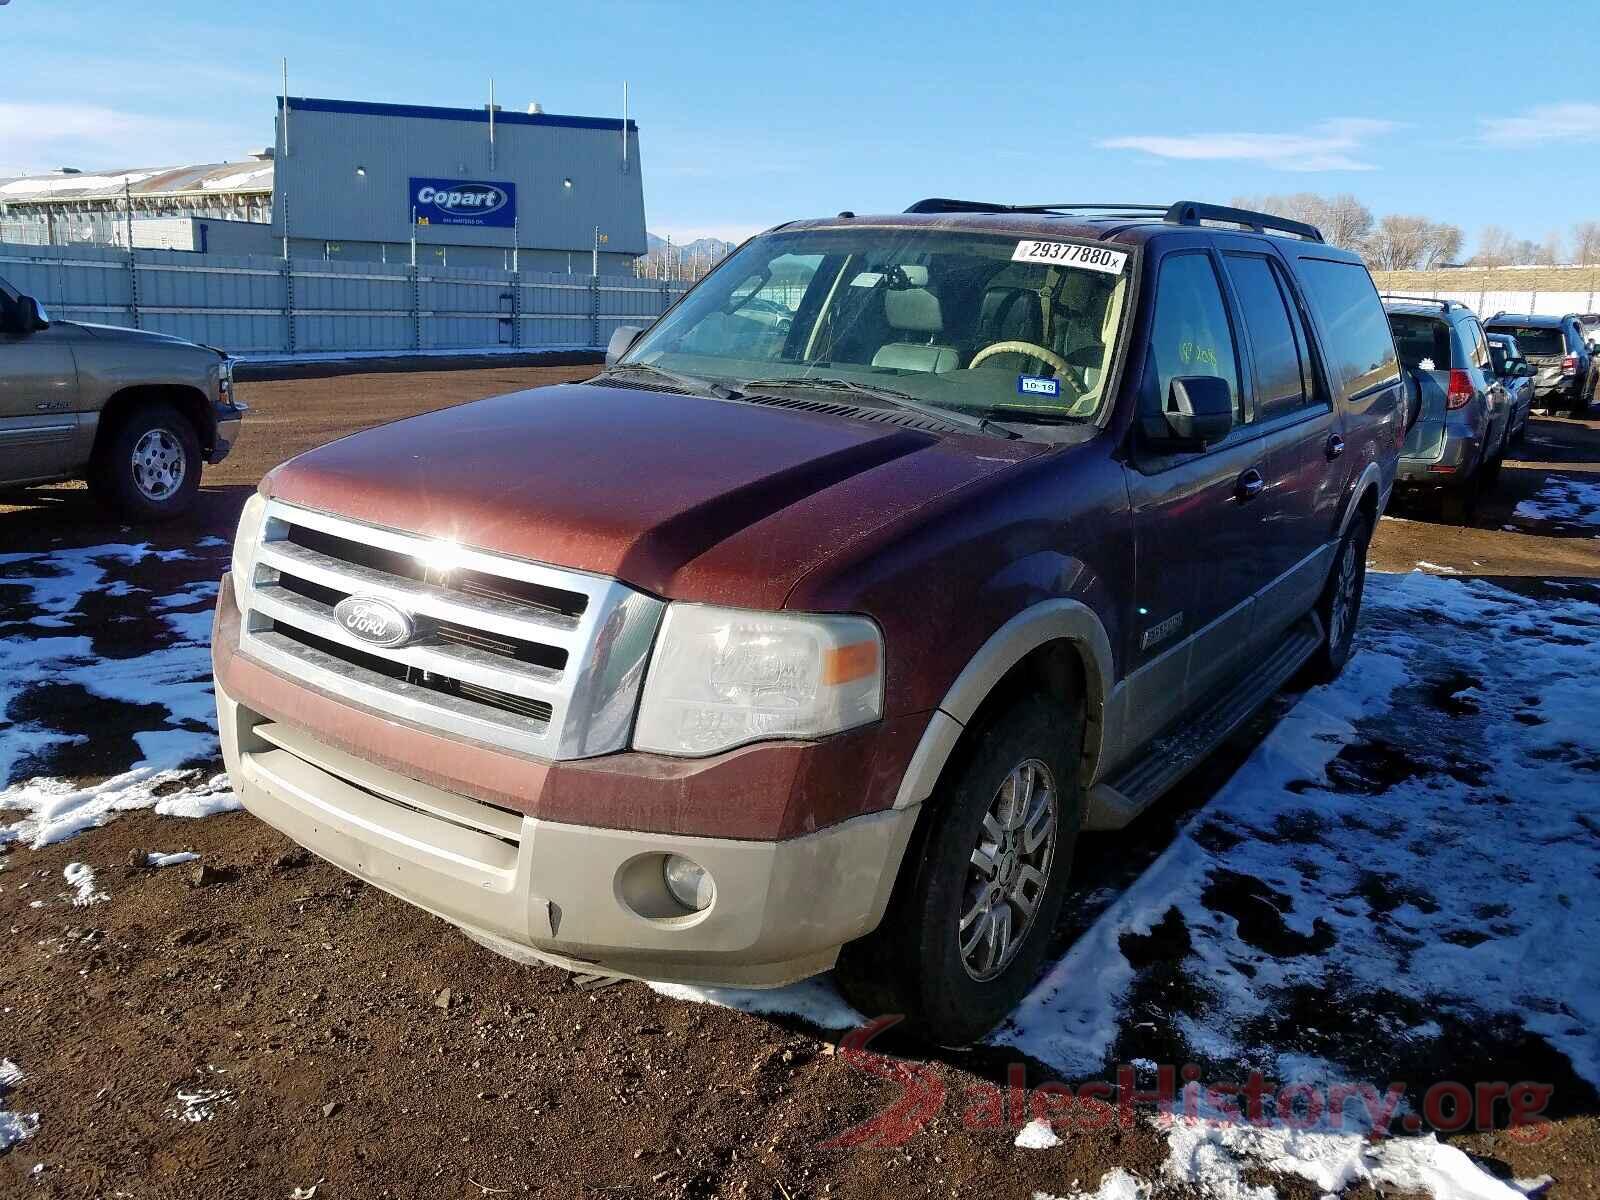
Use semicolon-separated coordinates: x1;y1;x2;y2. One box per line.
1;368;1597;1199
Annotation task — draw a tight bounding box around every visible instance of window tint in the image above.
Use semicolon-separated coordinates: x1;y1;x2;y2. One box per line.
1387;314;1452;371
1148;252;1242;425
1489;324;1562;356
1295;259;1399;398
1225;253;1313;420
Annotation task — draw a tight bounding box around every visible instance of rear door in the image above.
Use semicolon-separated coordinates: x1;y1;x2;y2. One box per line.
1218;245;1348;642
0;280;81;483
1121;246;1268;744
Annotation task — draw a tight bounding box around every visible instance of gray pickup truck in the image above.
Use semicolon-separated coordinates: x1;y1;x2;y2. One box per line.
0;274;244;519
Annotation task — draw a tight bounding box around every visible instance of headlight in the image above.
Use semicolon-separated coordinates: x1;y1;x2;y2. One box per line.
633;604;884;756
217;357;236;404
231;492;268;609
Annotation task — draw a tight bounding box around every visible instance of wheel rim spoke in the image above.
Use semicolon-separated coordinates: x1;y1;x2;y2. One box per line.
958;756;1060;982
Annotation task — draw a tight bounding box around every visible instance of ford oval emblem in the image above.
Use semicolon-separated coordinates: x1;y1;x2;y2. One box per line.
333;596;415;649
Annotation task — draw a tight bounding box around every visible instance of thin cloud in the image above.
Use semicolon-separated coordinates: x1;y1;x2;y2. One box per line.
0;103;246;178
1100;118;1397;172
1480;102;1600;146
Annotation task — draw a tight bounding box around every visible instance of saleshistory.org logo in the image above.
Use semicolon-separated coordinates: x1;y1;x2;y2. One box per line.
333;596;415;649
822;1017;1556;1150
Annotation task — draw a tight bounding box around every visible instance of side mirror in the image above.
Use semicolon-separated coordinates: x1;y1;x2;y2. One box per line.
605;324;644;367
1158;376;1234;448
10;294;48;334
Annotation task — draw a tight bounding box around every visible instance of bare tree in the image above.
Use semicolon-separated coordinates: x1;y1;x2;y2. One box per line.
1533;231;1565;266
1235;192;1373;252
1573;221;1600;266
1366;215;1434;271
1420;223;1463;268
1471;225;1517;267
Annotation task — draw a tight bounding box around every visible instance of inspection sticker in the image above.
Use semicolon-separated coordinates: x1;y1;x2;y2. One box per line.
1011;240;1127;274
1017;375;1061;397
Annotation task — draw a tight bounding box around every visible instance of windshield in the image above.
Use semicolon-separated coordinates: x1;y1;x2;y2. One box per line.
618;226;1131;424
1491;325;1563;357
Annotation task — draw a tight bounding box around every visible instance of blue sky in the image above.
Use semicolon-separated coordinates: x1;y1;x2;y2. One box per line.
3;0;1597;252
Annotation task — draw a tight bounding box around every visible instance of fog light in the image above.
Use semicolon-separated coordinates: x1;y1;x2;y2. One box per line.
662;855;714;911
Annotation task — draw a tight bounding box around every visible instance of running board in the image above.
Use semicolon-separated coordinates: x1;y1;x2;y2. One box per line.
1084;616;1324;830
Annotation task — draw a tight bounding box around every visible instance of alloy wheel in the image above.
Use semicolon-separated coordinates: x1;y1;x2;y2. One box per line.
131;429;186;502
959;758;1058;982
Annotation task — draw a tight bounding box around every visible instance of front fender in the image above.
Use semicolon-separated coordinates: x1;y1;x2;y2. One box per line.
892;597;1115;810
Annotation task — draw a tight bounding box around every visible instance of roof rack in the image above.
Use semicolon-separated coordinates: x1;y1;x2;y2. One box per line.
902;198;1325;242
1379;293;1454;311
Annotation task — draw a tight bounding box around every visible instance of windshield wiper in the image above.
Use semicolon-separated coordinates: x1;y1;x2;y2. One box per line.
601;361;735;399
738;376;1019;439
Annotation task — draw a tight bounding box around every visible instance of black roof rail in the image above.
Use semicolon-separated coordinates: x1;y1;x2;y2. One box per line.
1379;293;1454;310
1163;201;1324;242
903;198;1324;241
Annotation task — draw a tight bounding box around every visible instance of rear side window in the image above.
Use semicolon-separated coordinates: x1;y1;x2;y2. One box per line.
1147;252;1243;425
1491;325;1563;357
1464;319;1491;371
1387;313;1453;371
1224;253;1315;421
1295;259;1400;398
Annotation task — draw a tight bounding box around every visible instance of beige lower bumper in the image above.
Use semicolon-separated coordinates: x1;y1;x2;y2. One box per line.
218;682;919;988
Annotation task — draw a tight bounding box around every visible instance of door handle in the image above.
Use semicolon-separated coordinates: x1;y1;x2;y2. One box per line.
1236;468;1266;502
1325;434;1346;460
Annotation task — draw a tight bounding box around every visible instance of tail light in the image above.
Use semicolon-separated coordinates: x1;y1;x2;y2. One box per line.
1562;354;1578;377
1446;369;1474;409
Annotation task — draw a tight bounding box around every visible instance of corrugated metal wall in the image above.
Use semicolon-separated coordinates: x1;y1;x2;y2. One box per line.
0;241;687;355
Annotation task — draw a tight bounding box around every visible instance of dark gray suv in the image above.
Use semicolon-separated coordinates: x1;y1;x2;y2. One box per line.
1385;296;1510;521
1483;312;1593;416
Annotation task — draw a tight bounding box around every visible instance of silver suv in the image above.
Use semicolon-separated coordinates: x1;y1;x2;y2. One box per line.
0;274;244;519
1384;296;1510;522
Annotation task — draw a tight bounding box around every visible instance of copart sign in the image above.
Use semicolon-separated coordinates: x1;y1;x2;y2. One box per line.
410;178;516;228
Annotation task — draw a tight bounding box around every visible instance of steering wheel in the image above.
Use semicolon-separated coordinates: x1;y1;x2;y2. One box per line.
969;340;1083;392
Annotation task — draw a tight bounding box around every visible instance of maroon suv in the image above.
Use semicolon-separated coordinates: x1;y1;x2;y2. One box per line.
214;200;1402;1042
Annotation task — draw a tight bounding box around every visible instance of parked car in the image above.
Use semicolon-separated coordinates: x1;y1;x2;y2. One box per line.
1384;296;1510;521
1483;312;1593;417
0;274;244;519
1486;332;1535;444
215;199;1403;1043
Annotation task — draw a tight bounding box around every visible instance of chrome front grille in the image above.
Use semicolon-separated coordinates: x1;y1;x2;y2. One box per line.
239;500;665;759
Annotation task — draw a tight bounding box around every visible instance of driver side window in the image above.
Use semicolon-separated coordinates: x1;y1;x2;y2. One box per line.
1147;252;1243;427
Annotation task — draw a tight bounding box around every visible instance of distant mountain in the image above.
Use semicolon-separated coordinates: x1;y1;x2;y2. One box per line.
645;233;737;259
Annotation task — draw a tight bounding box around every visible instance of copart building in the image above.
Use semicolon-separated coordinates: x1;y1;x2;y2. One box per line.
0;95;647;274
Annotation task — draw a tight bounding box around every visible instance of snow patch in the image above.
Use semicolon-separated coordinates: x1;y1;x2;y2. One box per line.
1016;1116;1063;1148
0;1059;38;1152
1512;475;1600;531
1160;1116;1526;1200
1036;1168;1150;1200
145;850;200;868
62;862;107;906
167;1085;235;1123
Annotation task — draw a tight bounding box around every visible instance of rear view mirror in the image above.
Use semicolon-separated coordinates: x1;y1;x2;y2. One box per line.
605;325;644;367
1159;376;1234;448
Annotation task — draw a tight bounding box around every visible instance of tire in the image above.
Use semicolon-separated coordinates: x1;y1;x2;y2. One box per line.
88;402;202;521
1438;468;1481;525
1305;509;1373;683
1480;447;1504;491
835;696;1081;1045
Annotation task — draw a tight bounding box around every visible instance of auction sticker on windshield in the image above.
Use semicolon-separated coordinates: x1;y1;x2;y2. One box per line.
1011;241;1127;274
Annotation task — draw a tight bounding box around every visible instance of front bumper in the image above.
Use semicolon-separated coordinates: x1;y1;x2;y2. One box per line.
213;577;922;988
208;402;246;465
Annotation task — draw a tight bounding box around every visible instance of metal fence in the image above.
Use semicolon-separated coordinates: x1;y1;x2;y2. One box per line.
0;240;690;356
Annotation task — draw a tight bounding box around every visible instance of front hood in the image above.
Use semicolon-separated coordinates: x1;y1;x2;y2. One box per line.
266;382;1041;607
67;321;211;352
